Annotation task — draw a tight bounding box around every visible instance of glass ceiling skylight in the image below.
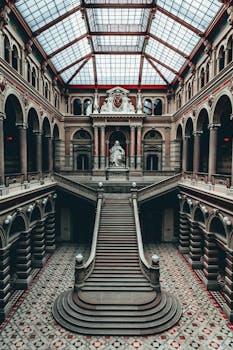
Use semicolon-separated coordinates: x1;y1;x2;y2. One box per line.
15;0;223;86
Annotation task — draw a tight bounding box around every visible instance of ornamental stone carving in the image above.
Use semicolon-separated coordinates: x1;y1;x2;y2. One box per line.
100;86;135;114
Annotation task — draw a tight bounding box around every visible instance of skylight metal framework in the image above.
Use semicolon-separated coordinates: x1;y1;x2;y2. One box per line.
15;0;223;87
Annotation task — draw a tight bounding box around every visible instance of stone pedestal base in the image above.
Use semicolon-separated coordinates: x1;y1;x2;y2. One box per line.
106;167;129;180
0;186;9;196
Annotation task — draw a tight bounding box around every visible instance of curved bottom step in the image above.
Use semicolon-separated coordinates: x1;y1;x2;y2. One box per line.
52;289;182;335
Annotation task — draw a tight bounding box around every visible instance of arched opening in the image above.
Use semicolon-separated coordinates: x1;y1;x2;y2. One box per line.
206;63;210;83
27;61;31;82
214;95;233;175
197;109;209;173
154;99;162;115
32;67;36;88
200;67;205;88
185;118;194;172
193;207;205;265
176;125;183;172
218;46;225;72
27;108;39;173
73;130;92;171
227;36;233;64
12;45;19;71
4;95;23;174
45;200;52;214
188;83;192;100
4;36;10;63
44;82;49;99
183;201;190;214
73;98;82;115
143;99;152;115
42;118;51;172
143;130;163;171
53;124;60;171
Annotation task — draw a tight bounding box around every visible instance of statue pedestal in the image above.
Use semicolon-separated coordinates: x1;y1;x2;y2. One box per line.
106;167;129;180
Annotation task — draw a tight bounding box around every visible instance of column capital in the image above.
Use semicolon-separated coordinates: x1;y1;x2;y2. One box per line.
137;125;142;130
16;122;27;129
34;131;42;136
100;125;105;130
193;130;203;136
208;123;221;130
130;125;136;130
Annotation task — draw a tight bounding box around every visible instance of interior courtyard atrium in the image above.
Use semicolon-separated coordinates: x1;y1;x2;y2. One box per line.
1;0;233;349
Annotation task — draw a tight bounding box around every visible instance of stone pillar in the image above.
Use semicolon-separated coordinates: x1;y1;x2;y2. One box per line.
178;211;190;253
35;132;42;176
136;126;142;170
130;126;135;169
45;212;56;252
193;131;202;174
164;127;171;170
18;124;27;182
126;141;129;168
0;113;5;186
106;140;109;168
208;124;220;182
14;230;32;289
0;247;11;322
189;220;204;268
100;126;105;169
182;136;189;172
223;250;233;322
203;232;219;290
93;126;99;169
65;128;71;168
31;220;46;267
47;136;53;173
0;31;5;58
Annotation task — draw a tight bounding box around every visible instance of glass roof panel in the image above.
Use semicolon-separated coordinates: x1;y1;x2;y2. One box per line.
92;35;144;52
146;38;186;72
150;12;199;55
155;62;176;83
51;38;91;72
96;55;140;85
141;59;166;85
60;61;85;83
37;11;87;55
86;0;152;3
157;0;222;32
69;59;95;85
88;8;150;32
16;0;80;32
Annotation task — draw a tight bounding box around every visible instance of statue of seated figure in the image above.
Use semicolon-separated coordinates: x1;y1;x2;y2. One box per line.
109;140;125;167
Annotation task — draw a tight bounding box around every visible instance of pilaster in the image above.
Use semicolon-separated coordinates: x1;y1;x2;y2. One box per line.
45;212;56;253
203;232;219;290
31;220;46;268
178;211;190;253
223;250;233;322
0;247;11;322
14;230;32;289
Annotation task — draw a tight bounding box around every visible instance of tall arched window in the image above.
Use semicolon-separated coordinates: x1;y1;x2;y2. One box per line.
32;67;36;88
200;67;205;88
12;45;19;71
154;99;162;115
4;36;10;63
27;62;31;83
227;36;233;64
45;82;49;99
218;46;225;72
206;63;210;83
73;99;82;115
143;99;152;115
188;83;192;100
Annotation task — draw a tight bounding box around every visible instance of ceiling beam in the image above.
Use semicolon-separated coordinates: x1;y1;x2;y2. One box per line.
138;55;145;86
156;5;204;36
146;56;169;85
83;3;154;9
90;31;146;36
149;33;188;58
92;54;98;86
145;53;178;75
32;5;81;37
48;34;88;59
94;51;142;55
67;57;90;84
58;53;92;74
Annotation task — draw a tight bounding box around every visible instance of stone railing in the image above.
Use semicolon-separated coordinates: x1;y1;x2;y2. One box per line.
5;173;25;187
54;173;97;202
137;173;182;202
131;190;160;291
74;191;103;290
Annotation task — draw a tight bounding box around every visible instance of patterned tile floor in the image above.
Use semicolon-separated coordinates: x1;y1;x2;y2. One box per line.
0;243;232;350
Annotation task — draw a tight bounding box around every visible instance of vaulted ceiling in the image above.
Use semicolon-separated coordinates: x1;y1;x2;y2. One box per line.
14;0;224;88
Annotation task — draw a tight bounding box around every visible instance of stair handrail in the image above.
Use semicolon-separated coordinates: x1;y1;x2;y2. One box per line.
137;173;182;201
131;190;160;291
74;190;103;290
54;173;97;201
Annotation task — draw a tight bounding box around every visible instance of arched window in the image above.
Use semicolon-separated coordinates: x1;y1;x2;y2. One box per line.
218;46;225;72
32;67;36;88
200;67;205;88
27;62;31;83
227;36;233;64
188;83;192;100
54;93;59;109
45;82;49;99
4;36;10;63
206;63;210;83
154;99;162;115
143;99;152;115
177;94;182;109
12;45;19;71
73;99;82;115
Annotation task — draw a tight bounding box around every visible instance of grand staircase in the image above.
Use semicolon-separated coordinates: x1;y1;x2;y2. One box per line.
52;193;182;335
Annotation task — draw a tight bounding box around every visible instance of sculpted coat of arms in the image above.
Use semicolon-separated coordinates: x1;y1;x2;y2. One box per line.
100;86;135;114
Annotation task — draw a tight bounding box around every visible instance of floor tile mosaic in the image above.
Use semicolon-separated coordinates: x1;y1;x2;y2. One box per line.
0;243;232;350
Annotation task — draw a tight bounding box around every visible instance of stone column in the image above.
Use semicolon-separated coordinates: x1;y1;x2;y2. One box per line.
45;212;56;253
130;126;135;169
136;126;142;170
223;250;233;322
93;126;99;169
165;127;171;170
189;220;204;268
193;131;202;174
126;141;129;168
182;136;189;172
14;230;32;289
18;124;27;182
203;232;219;290
0;31;4;58
35;132;42;176
208;124;220;182
31;220;46;267
64;128;71;168
0;247;11;322
178;211;190;253
106;140;109;168
0;113;5;186
47;136;53;173
100;126;105;169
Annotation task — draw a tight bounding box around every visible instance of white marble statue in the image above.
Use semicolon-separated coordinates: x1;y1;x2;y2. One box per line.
100;86;135;114
110;140;125;167
85;100;92;115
